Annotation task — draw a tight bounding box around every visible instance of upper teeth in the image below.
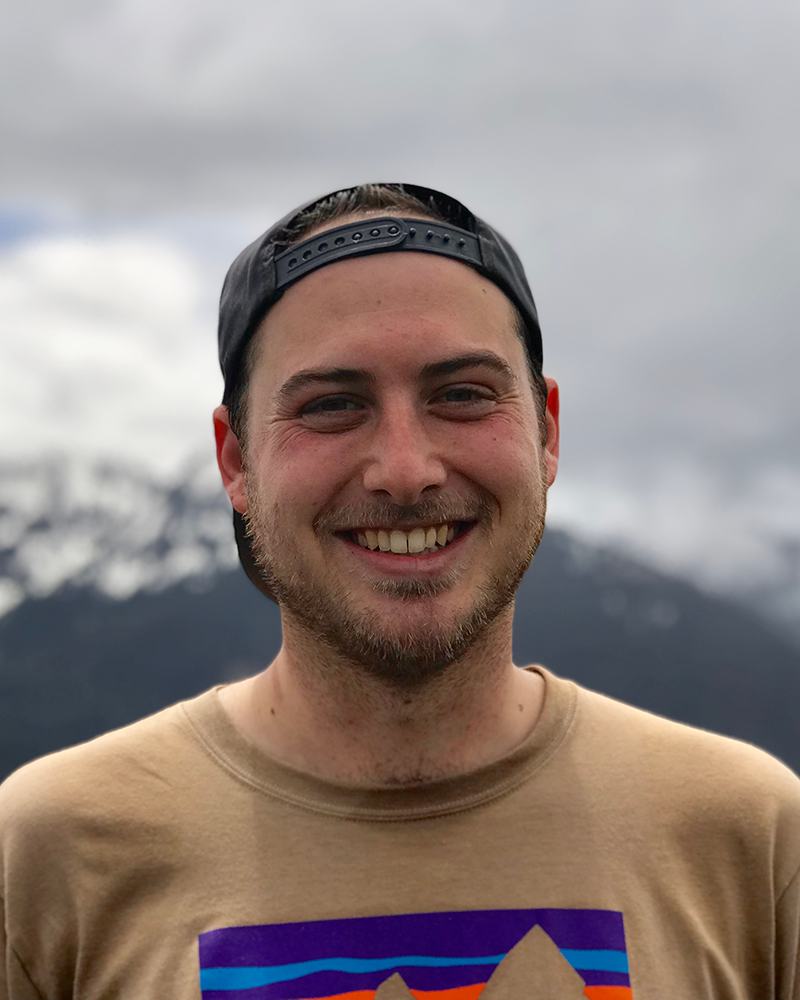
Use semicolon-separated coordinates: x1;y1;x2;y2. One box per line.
355;524;456;554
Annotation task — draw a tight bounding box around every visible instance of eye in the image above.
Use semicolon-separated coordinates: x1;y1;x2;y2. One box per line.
302;396;360;413
439;387;484;403
431;384;496;417
298;394;367;430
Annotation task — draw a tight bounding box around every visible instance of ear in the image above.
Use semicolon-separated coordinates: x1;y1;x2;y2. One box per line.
542;377;560;487
213;405;248;513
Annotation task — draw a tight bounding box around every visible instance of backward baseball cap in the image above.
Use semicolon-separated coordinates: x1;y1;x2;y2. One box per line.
217;182;544;600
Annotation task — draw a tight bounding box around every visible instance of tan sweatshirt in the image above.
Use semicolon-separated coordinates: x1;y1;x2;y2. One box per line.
1;667;798;1000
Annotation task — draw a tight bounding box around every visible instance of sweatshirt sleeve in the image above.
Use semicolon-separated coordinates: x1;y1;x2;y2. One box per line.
777;865;800;1000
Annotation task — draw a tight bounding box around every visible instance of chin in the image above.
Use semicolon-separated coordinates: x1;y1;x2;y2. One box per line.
243;480;545;686
273;562;516;689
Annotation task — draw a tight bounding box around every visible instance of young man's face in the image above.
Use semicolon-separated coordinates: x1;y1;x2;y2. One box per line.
216;249;559;686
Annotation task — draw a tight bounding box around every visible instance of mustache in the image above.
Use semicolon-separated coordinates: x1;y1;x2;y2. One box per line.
314;493;495;533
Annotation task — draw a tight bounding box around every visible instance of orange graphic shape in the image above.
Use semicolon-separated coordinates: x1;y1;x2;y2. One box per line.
301;986;488;1000
297;968;634;1000
410;986;487;1000
583;987;633;1000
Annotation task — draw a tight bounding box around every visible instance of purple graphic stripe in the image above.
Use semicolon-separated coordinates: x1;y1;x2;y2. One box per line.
203;991;288;1000
201;991;326;1000
580;969;631;988
199;908;626;969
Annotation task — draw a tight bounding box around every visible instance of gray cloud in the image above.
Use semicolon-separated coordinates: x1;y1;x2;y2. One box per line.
3;1;797;209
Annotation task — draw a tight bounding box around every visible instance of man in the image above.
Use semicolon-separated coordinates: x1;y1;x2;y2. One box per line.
1;183;799;1000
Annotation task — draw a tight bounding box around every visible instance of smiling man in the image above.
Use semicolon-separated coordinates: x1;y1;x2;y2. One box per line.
213;205;558;784
1;184;799;1000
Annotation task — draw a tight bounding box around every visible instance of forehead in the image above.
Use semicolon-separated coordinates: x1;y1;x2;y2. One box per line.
253;250;525;384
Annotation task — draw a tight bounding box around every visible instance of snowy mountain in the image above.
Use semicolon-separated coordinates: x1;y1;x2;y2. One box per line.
0;457;237;615
1;458;799;781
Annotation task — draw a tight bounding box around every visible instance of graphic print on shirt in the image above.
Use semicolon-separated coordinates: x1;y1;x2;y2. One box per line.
198;908;632;1000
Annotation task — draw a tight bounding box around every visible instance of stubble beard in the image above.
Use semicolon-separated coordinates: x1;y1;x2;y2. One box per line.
243;474;548;690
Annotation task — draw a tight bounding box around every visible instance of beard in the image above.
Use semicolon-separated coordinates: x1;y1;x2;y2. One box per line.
243;474;548;690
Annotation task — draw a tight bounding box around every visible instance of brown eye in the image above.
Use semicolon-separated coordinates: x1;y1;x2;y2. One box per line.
301;396;361;415
431;385;496;420
441;388;481;403
297;395;367;431
310;398;358;412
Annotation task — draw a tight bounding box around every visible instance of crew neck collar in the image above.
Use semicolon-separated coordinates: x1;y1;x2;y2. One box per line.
180;666;578;822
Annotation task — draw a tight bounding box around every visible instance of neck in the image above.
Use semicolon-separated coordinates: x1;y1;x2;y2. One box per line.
218;607;545;786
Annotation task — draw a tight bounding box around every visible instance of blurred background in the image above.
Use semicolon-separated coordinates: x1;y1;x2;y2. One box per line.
1;0;799;779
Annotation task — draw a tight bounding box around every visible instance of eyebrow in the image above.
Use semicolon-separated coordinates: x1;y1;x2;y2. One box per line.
275;351;517;401
419;352;517;382
276;367;372;401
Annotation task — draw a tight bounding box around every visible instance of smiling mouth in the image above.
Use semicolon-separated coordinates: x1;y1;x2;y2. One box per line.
342;521;472;556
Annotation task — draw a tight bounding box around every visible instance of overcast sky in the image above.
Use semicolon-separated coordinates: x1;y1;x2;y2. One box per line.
1;0;798;607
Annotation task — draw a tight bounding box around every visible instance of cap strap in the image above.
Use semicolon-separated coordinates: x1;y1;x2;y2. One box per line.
274;217;483;289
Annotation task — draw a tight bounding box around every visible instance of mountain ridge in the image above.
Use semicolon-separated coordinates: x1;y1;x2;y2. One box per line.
2;526;799;782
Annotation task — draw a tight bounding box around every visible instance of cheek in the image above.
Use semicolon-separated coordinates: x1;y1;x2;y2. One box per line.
251;428;358;512
270;423;356;465
446;420;540;492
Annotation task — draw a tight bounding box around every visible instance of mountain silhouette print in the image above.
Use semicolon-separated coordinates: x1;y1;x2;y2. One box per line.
373;972;416;999
480;924;587;999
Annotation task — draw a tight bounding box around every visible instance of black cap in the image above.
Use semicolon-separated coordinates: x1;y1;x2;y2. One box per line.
217;182;543;600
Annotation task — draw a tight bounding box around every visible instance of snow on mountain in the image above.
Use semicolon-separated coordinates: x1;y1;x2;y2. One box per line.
0;456;236;615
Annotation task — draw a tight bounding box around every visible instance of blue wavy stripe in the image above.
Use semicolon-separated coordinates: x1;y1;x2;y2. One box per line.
200;948;628;992
561;949;629;973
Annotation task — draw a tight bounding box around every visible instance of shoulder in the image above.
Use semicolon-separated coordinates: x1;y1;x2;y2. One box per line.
0;695;210;852
574;679;800;796
567;678;800;884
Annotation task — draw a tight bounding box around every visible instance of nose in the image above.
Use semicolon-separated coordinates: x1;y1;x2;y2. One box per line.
361;398;447;504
